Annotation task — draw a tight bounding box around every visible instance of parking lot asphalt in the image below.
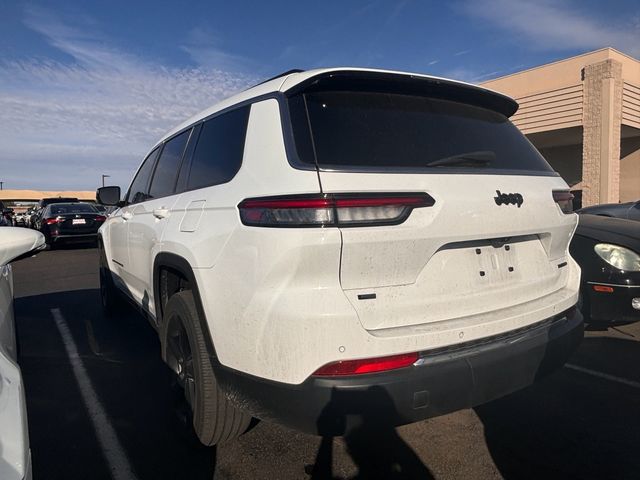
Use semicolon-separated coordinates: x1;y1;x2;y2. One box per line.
12;245;640;480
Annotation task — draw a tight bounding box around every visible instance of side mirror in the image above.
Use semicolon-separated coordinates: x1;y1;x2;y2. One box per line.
97;186;122;206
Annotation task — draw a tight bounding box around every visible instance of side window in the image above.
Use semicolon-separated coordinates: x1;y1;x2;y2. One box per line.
175;123;202;194
127;147;160;204
149;129;191;200
186;106;250;191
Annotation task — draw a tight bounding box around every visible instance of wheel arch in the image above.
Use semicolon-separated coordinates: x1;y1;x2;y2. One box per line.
153;252;218;359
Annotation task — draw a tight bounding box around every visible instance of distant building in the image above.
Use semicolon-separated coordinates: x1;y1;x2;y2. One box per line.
482;48;640;208
0;190;96;212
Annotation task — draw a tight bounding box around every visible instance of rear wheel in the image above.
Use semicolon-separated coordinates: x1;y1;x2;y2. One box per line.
99;244;120;316
162;290;251;446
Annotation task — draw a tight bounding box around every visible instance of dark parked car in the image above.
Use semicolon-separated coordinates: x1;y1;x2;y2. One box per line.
570;214;640;325
38;202;106;246
28;208;42;229
38;197;79;208
0;201;14;226
578;199;640;221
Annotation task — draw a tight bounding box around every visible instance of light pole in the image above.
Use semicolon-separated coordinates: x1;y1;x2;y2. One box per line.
101;175;110;187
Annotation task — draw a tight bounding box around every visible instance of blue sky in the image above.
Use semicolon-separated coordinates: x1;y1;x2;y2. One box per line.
1;0;639;190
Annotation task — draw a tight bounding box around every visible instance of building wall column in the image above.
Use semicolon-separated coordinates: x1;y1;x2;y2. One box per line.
581;59;623;206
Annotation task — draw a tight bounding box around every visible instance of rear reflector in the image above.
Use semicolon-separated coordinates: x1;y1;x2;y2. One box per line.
593;285;614;293
552;190;574;214
238;193;435;227
313;352;419;376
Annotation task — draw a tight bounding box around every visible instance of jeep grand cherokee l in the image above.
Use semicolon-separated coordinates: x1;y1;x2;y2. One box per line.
96;68;583;446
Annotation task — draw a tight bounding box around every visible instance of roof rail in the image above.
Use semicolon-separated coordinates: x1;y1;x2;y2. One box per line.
251;69;305;88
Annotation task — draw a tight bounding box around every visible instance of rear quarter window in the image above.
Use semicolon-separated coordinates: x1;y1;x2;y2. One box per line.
186;106;250;191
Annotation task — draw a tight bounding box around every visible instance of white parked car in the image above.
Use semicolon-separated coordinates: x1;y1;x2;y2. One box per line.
0;228;44;480
97;68;583;445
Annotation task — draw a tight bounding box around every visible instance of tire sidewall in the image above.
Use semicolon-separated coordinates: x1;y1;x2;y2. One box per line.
98;243;117;315
161;291;215;442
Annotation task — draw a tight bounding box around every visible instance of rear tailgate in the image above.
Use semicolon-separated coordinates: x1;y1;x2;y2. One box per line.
283;70;578;333
319;172;576;331
57;214;102;234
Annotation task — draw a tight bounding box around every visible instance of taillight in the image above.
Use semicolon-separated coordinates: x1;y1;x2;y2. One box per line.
553;190;574;214
238;193;435;227
45;217;63;225
313;352;419;376
96;215;107;222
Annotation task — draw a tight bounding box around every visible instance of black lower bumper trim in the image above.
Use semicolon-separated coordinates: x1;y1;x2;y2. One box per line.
214;306;583;435
588;286;640;324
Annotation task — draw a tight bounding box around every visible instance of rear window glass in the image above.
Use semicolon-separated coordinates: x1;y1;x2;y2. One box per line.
288;91;554;174
47;203;97;215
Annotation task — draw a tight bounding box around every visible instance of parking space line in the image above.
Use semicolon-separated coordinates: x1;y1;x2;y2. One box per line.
52;308;139;480
565;363;640;389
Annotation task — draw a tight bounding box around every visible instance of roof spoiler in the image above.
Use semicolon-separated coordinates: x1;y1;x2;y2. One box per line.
282;70;519;118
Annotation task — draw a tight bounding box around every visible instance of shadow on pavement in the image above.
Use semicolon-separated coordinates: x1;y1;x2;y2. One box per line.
48;241;98;251
15;288;216;480
476;335;640;480
307;387;434;480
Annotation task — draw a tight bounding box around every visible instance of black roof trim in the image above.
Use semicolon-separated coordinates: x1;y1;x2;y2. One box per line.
283;70;519;118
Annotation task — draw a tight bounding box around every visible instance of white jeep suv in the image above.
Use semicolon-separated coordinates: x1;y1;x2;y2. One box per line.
97;68;583;445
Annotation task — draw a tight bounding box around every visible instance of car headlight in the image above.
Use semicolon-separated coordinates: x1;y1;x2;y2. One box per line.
594;243;640;272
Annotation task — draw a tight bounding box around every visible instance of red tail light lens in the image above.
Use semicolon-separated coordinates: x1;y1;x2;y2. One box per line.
553;190;574;214
313;352;419;376
238;193;435;227
96;215;107;222
45;217;63;225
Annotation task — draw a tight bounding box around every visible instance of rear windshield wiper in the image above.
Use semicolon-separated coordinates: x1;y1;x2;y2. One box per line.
425;151;495;167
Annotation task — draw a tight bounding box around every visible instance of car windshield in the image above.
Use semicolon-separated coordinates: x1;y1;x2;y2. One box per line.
47;203;97;215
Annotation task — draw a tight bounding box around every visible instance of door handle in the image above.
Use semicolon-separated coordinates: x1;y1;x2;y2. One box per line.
122;211;133;221
153;208;170;219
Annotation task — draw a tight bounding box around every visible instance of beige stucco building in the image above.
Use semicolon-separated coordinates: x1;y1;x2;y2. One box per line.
482;48;640;208
0;190;96;212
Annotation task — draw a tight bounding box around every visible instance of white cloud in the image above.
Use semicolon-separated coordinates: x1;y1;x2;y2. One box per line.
459;0;640;57
438;66;487;83
0;7;257;190
180;27;259;73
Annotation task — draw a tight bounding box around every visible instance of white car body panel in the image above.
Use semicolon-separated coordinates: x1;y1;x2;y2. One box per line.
126;195;180;310
319;172;577;331
0;228;43;480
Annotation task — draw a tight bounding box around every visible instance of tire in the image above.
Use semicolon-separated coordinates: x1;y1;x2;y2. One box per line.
161;290;251;446
99;244;120;317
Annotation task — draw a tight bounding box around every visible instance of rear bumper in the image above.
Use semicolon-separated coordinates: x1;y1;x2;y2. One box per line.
50;233;97;242
215;306;583;435
588;283;640;324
